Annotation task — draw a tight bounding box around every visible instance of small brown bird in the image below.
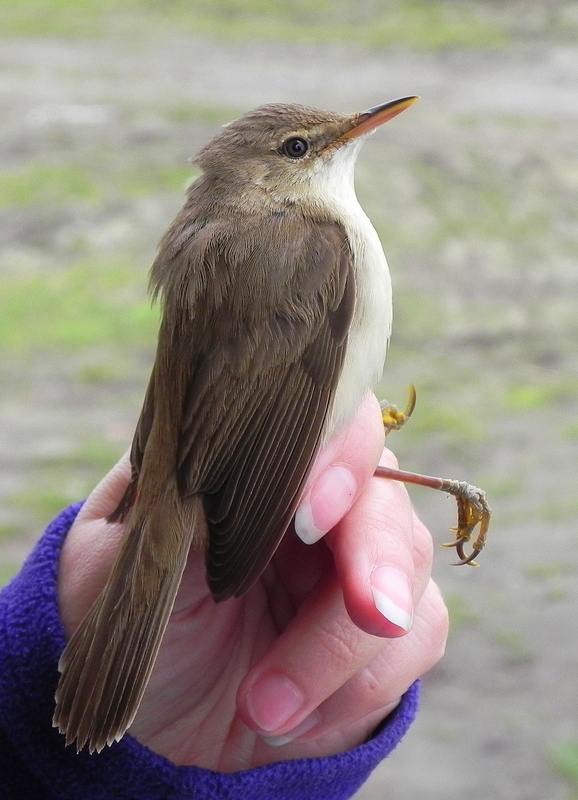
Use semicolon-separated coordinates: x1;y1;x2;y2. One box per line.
53;96;455;754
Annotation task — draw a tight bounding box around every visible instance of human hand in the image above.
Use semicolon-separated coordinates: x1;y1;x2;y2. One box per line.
57;392;448;771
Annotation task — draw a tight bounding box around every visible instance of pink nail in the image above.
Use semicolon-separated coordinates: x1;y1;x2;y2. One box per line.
370;566;413;632
245;673;304;733
294;465;357;545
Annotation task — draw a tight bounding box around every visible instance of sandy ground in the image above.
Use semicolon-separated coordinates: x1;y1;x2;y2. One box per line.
1;27;578;799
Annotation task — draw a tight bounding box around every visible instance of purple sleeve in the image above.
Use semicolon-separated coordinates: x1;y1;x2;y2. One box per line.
0;506;419;800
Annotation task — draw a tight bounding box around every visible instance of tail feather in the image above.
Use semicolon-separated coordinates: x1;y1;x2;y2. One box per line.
53;491;203;753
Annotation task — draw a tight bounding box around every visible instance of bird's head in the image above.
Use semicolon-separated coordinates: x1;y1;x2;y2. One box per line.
194;97;418;212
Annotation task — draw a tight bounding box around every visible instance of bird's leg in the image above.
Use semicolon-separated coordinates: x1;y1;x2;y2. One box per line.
374;466;490;565
376;387;491;566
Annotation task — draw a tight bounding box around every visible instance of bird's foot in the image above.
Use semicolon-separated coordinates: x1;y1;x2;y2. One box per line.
374;466;491;567
380;385;417;436
377;385;491;565
440;481;491;566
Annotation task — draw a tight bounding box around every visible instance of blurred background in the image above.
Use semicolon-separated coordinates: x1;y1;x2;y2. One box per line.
1;1;578;797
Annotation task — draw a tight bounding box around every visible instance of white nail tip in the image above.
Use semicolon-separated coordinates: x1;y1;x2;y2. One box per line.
294;503;325;545
261;710;321;746
371;587;413;631
261;733;295;747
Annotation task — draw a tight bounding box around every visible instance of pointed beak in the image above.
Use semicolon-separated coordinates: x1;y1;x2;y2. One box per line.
340;96;420;142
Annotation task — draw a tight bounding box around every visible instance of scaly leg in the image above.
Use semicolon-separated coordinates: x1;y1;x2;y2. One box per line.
376;387;491;566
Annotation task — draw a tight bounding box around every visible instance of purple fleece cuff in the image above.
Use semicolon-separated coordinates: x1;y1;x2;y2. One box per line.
0;505;419;800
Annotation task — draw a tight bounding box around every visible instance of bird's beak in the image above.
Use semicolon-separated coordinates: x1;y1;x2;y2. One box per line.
340;96;420;142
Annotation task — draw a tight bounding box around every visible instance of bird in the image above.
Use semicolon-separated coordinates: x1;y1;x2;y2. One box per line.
53;96;484;755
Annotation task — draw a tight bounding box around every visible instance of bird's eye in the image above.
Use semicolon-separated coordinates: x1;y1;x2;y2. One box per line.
280;137;309;159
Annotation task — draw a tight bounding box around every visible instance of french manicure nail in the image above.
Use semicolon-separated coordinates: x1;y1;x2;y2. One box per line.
370;566;413;632
246;673;304;733
294;465;357;545
262;709;321;746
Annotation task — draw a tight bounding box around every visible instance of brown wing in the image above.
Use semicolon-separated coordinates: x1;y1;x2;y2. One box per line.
55;210;354;754
106;369;156;524
129;210;355;601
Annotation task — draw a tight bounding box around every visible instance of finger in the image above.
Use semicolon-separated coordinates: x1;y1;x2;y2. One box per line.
293;392;384;545
303;579;449;741
58;453;132;631
237;571;389;740
262;578;449;752
74;450;132;524
330;451;433;638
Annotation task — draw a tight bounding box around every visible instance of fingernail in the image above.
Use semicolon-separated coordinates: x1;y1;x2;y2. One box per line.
245;673;304;733
370;566;414;632
294;465;357;545
262;709;321;746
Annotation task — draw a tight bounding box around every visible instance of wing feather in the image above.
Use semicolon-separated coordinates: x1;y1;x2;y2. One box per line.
121;210;355;601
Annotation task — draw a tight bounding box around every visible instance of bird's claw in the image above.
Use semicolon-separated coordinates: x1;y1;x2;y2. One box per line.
377;386;492;566
440;481;491;567
380;385;417;436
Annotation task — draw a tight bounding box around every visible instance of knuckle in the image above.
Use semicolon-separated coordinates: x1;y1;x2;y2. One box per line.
357;661;396;708
317;617;361;673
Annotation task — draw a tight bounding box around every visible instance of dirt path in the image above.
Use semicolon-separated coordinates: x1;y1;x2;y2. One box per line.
3;34;578;115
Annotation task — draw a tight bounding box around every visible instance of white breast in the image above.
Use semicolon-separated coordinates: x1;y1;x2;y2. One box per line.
307;142;393;439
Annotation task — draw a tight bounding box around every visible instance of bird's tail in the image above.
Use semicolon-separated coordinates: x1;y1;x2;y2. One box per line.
53;486;204;753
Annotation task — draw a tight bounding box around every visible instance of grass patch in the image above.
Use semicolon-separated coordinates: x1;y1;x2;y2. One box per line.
12;439;125;525
164;103;240;125
505;380;578;411
0;524;24;541
0;161;197;208
525;563;572;602
0;164;102;209
77;362;126;384
37;438;124;472
392;389;487;445
13;487;83;520
376;374;487;450
561;421;578;440
445;592;481;629
0;260;159;354
409;153;552;249
493;630;534;664
119;164;197;197
534;498;578;522
474;474;523;500
0;563;20;590
551;741;578;791
0;0;510;49
388;290;450;348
